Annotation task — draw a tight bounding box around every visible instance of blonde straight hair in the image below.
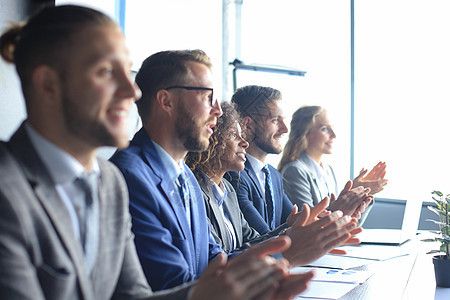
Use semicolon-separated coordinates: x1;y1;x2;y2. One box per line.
278;105;326;171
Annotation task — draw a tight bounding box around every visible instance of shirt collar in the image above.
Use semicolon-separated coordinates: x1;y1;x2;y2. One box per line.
203;172;227;207
150;140;182;183
305;153;325;180
246;153;266;173
25;123;100;185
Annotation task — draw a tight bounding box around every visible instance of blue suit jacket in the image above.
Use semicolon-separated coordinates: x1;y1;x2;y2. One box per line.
110;128;222;291
226;160;293;235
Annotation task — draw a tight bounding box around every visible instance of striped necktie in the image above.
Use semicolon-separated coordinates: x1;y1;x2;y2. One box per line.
178;171;191;228
262;165;275;229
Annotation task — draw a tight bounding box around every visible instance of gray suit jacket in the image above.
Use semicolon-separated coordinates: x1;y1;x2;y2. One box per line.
280;152;372;225
0;124;190;300
280;152;337;208
199;176;278;253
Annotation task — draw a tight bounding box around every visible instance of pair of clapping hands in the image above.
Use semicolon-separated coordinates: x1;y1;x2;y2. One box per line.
281;161;389;268
191;191;362;300
189;166;388;300
330;161;388;219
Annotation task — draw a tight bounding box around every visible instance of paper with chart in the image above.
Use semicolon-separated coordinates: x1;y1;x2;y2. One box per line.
291;266;373;284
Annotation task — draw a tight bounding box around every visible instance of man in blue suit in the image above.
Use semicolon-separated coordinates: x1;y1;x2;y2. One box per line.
110;50;317;297
110;50;222;291
228;85;371;235
227;86;293;234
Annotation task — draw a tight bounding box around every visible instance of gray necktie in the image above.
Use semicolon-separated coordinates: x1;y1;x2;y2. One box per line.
75;174;99;273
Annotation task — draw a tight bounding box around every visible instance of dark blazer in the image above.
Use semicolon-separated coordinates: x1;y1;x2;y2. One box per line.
0;124;190;300
226;160;293;235
110;128;222;292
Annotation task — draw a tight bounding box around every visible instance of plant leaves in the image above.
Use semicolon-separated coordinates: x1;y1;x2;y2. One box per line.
441;244;450;252
427;206;439;215
422;238;439;242
426;220;450;227
426;206;449;219
433;191;444;197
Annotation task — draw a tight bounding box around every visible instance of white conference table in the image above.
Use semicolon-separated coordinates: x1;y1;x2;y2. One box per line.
295;232;450;299
336;233;450;300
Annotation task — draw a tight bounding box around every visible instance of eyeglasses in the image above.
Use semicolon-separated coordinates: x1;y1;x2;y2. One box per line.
164;85;217;108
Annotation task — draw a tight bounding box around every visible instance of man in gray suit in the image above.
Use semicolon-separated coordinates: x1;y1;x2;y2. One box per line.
0;4;313;300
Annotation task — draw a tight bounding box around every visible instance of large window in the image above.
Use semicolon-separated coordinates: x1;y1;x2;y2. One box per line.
239;0;351;187
57;0;450;203
354;0;450;201
124;0;223;89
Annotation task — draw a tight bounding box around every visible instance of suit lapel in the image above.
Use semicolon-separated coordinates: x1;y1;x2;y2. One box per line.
299;153;322;199
300;152;319;181
222;183;243;246
200;182;231;248
186;170;205;272
8;124;93;299
135;129;192;241
159;176;192;241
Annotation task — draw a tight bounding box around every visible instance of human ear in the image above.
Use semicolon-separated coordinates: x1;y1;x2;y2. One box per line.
155;89;174;114
242;116;255;139
32;65;61;105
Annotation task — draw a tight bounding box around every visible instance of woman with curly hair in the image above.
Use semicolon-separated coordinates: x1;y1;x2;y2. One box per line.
186;101;261;252
186;101;306;253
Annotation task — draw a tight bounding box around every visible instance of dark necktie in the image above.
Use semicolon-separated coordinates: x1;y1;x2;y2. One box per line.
75;174;99;273
178;171;191;228
262;165;275;230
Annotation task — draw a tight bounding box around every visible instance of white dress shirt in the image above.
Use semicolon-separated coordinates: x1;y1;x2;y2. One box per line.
306;153;337;199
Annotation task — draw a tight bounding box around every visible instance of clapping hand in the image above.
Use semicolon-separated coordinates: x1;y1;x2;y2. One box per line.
353;162;388;195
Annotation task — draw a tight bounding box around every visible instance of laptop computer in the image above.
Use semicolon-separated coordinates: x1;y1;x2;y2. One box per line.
357;198;423;245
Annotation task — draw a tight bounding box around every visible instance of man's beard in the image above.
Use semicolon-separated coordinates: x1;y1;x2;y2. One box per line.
252;126;282;155
62;95;125;149
175;105;210;152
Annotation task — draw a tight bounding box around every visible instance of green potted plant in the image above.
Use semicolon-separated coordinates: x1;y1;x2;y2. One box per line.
422;190;450;287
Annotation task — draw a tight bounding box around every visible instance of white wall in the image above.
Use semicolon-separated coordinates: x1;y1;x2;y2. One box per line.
0;0;33;141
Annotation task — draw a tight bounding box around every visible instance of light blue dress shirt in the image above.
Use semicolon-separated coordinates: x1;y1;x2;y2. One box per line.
24;123;100;246
151;140;192;228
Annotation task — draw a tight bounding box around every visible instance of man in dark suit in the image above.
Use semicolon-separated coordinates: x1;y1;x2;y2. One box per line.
0;5;312;300
228;85;372;235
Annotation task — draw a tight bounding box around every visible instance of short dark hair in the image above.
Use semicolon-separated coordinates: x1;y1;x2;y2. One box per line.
231;85;282;121
135;49;213;124
0;5;117;105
